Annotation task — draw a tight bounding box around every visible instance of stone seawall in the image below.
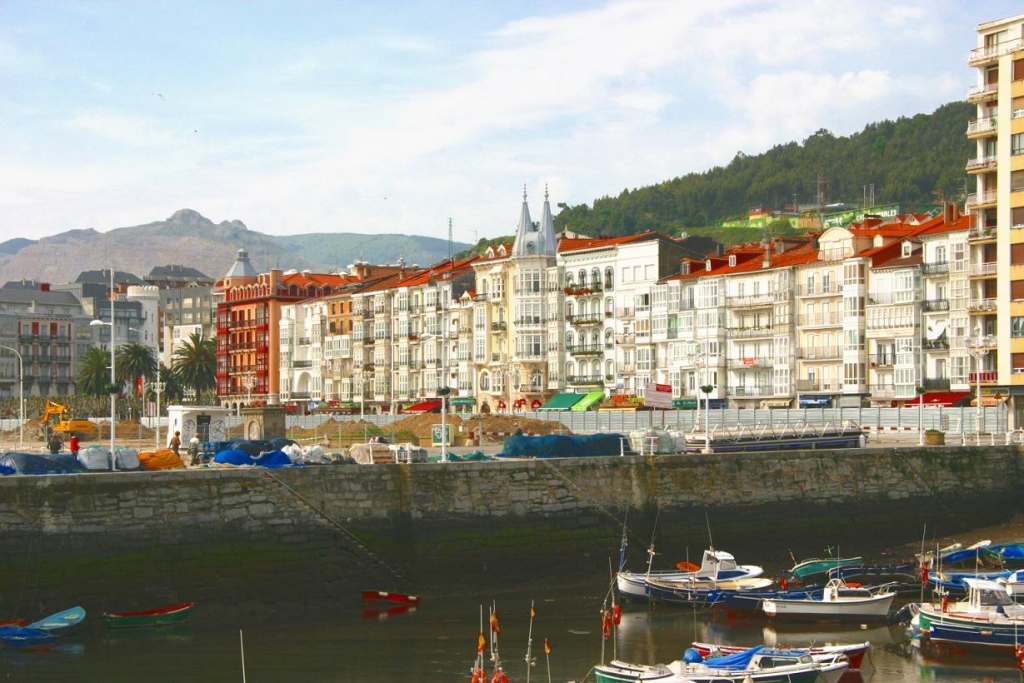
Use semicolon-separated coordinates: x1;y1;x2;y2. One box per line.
0;445;1019;619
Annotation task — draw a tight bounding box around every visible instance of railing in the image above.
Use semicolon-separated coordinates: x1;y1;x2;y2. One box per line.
920;262;949;276
616;307;634;318
292;360;313;368
968;298;997;312
968;226;997;240
566;315;603;326
728;386;775;397
868;354;895;367
968;38;1024;65
567;344;603;356
966;155;998;172
729;326;774;339
969;371;998;383
968;261;998;277
966;191;998;209
795;379;819;392
490;321;506;331
795;283;842;296
797;312;840;326
966;83;998;101
798;346;842;360
726;357;772;368
923;378;951;390
966;116;998;136
921;299;949;312
616;334;635;345
726;293;775;307
922;338;950;350
566;374;604;385
872;384;896;399
867;292;917;306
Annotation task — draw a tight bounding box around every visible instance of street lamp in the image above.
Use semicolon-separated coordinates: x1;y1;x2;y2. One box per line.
355;370;370;443
0;344;24;448
152;374;165;452
689;349;712;454
967;327;992;446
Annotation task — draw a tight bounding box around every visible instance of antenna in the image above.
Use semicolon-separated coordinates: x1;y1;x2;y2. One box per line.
448;218;453;262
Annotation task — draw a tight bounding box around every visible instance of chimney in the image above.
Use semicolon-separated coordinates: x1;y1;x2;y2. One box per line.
762;244;771;269
40;283;51;291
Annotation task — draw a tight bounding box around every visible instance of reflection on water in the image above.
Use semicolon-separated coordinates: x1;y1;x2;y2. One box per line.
0;589;1022;682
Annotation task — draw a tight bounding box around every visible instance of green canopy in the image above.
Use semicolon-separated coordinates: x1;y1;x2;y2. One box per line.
537;393;586;411
571;392;606;412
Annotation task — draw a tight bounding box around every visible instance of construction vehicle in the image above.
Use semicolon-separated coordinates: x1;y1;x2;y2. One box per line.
41;401;97;439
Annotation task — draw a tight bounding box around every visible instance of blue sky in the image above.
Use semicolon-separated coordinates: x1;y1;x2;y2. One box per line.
1;1;1021;245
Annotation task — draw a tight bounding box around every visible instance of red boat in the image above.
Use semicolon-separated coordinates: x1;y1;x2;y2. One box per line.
0;620;25;628
361;590;421;606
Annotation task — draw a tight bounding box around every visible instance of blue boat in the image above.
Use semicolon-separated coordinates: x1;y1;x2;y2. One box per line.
984;543;1024;569
0;627;59;649
27;606;85;634
925;619;1024;654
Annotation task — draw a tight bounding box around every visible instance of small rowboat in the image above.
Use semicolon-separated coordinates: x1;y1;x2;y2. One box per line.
0;627;59;650
28;606;85;634
101;602;195;629
361;590;420;606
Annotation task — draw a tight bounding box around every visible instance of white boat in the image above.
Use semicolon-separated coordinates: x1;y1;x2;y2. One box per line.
761;577;896;620
594;645;848;683
617;548;764;600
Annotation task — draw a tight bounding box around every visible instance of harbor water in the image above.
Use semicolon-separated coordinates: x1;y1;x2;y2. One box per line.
3;579;1023;682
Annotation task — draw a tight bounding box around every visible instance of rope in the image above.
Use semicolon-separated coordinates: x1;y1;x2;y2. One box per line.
259;470;408;586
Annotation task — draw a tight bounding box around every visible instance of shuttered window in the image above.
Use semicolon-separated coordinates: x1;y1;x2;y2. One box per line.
1013;279;1024;301
1015;58;1024;81
1012;243;1024;263
1014;353;1024;372
1014;206;1024;228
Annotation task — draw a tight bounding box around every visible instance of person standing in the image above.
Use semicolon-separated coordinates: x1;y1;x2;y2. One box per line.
48;433;63;454
169;431;181;456
188;432;201;466
69;434;80;457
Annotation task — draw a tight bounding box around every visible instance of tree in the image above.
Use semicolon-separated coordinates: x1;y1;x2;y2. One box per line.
144;363;185;408
171;332;217;400
116;342;157;388
76;347;113;397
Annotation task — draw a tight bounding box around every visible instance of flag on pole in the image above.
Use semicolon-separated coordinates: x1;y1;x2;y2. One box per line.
490;611;500;635
530;605;536;619
543;638;551;655
477;631;486;653
137;377;144;397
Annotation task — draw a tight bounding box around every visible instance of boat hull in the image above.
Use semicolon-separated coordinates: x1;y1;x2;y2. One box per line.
689;641;869;671
924;620;1024;654
763;594;894;620
101;602;195;629
360;590;420;606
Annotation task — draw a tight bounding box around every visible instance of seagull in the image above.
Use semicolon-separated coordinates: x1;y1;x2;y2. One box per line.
194;129;198;133
153;92;164;101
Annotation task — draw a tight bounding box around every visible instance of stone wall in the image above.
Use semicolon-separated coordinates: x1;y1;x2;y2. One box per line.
0;445;1018;619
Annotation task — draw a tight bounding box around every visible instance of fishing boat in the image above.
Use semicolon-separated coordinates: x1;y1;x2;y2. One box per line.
707;587;823;619
689;640;870;671
828;559;920;591
761;578;897;621
361;590;420;606
922;619;1024;655
617;548;764;600
0;627;60;650
788;551;863;584
644;575;773;607
594;644;849;683
101;601;195;628
984;542;1024;570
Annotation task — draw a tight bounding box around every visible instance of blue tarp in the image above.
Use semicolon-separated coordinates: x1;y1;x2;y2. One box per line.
255;450;292;468
213;449;255;466
701;645;763;669
0;452;87;474
499;433;630;459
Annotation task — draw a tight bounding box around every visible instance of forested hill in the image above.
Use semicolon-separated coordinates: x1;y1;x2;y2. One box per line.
553;101;973;237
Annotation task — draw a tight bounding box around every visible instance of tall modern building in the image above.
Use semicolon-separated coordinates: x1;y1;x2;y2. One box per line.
967;13;1024;427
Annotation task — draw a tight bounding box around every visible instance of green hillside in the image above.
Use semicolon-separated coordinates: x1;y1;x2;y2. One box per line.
278;233;471;271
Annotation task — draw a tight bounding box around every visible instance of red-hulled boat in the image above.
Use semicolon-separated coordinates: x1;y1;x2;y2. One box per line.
361;590;421;606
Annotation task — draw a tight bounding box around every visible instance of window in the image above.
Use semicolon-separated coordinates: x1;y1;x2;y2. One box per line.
1014;353;1024;374
1014;133;1024;156
1013;280;1024;301
1012;317;1024;338
1014;96;1024;119
1015;172;1024;193
1015;58;1024;82
1015;206;1024;229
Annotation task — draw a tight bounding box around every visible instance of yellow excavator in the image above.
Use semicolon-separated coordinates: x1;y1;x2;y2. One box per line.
41;401;97;439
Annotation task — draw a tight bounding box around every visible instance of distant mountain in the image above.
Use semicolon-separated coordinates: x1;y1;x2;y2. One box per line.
0;209;470;284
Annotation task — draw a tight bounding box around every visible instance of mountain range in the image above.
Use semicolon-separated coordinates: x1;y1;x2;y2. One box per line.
0;209;471;284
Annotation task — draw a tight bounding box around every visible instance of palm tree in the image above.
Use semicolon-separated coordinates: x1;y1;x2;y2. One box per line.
171;332;217;401
77;347;113;396
116;342;158;389
144;363;185;406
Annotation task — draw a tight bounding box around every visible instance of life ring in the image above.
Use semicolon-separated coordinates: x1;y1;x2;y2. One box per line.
1015;644;1024;670
613;603;622;625
602;609;613;639
491;670;508;683
470;668;485;683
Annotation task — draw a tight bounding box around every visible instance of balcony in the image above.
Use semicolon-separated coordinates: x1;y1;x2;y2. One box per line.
968;298;997;312
921;299;949;312
871;384;896;399
923;378;951;391
729;326;774;339
616;307;635;319
795;282;842;296
728;386;775;397
968;38;1024;66
616;333;636;346
799;346;842;360
490;321;506;332
795;379;820;392
966;116;998;137
868;354;894;368
968;261;998;278
726;293;775;308
797;312;840;327
968;226;998;241
920;262;949;276
566;374;604;386
969;371;998;384
966;190;998;209
966;155;998;173
967;83;999;103
566;314;603;327
727;356;772;369
292;360;313;368
567;344;603;356
922;338;950;350
563;284;602;296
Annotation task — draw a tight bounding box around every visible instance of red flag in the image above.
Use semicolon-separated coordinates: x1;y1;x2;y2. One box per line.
530;605;537;619
137;377;144;397
477;631;486;653
543;638;551;655
921;564;929;586
490;611;500;635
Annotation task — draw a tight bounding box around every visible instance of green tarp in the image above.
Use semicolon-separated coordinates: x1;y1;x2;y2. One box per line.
537;393;586;411
571;392;606;411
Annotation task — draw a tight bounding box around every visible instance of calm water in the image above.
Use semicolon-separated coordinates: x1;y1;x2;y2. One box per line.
2;586;1023;683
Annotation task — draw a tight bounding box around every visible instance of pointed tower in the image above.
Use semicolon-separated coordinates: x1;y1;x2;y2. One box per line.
511;185;557;258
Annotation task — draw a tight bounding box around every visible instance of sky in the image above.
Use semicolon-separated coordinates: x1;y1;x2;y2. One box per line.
1;1;1021;246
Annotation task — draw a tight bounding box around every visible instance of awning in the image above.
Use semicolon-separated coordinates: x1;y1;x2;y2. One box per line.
906;392;972;407
404;399;442;414
537;393;585;411
571;392;606;412
760;399;792;409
